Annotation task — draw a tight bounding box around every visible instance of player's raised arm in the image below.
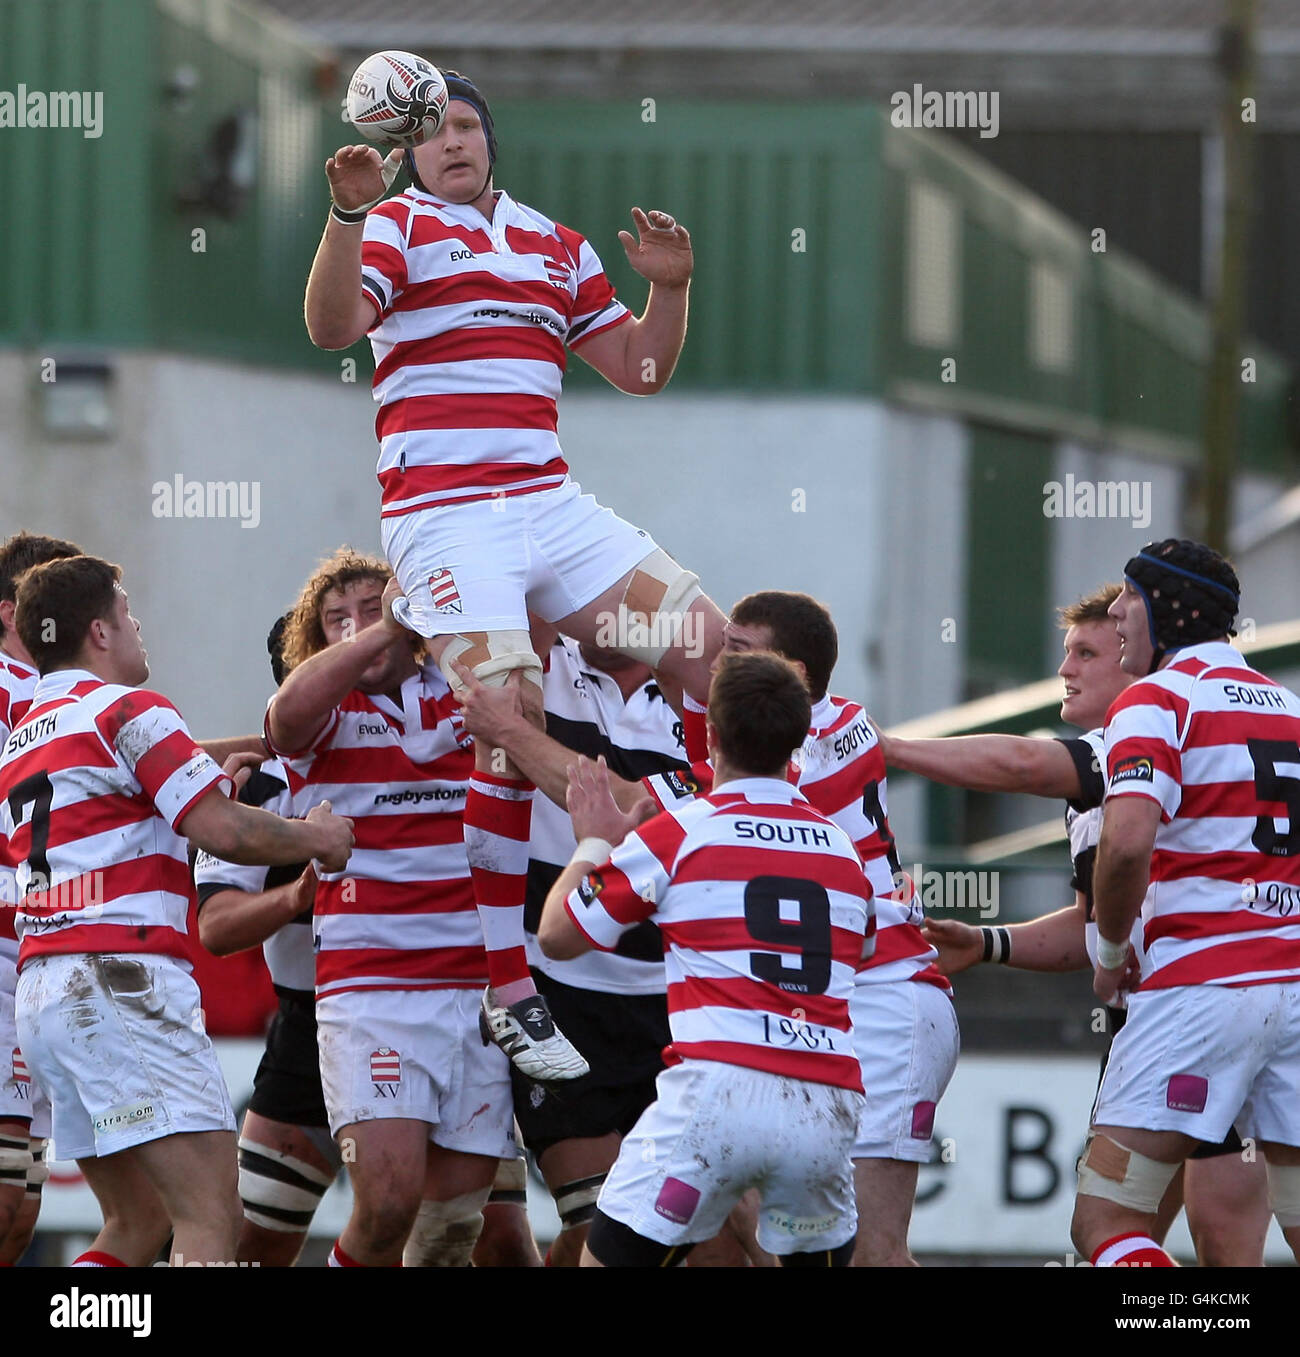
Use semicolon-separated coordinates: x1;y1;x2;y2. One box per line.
575;208;691;395
880;729;1084;799
304;145;403;350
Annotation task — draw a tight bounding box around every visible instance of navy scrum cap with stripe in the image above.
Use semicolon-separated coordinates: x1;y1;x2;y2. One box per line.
406;68;497;195
1123;538;1240;673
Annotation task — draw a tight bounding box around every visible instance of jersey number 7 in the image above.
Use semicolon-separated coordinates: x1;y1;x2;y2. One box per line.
6;770;53;887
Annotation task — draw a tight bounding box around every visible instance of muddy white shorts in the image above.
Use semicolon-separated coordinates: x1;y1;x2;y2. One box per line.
15;953;234;1161
382;477;657;638
597;1059;863;1255
315;987;515;1158
851;978;960;1162
1094;982;1300;1145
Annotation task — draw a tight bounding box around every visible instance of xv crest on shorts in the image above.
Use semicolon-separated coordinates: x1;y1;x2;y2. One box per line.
370;1046;402;1098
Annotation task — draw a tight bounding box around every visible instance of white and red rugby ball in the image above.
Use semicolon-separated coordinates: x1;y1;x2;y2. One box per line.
346;50;449;147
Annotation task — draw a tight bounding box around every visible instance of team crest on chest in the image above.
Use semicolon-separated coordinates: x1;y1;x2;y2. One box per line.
542;255;575;293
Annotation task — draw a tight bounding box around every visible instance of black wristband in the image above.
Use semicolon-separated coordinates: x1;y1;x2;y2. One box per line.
981;926;1013;965
330;202;370;226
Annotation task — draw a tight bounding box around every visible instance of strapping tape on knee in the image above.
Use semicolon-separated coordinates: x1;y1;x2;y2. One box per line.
0;1138;33;1184
440;632;543;694
237;1137;335;1234
402;1187;491;1268
611;549;702;667
1267;1161;1300;1228
554;1172;605;1229
489;1156;527;1204
1076;1133;1178;1214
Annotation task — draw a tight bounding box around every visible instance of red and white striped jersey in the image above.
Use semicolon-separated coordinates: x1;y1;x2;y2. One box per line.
565;777;872;1092
1104;641;1300;989
361;189;631;518
268;662;481;998
0;669;229;969
642;694;949;994
0;654;39;965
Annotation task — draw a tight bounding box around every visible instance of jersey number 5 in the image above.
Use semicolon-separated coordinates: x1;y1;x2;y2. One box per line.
1248;738;1300;857
743;876;833;996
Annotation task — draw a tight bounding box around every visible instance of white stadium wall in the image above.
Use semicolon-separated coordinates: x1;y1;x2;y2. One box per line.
0;352;969;738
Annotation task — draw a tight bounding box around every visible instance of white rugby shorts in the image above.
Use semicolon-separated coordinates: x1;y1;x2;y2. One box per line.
382;477;658;637
1094;981;1300;1145
315;987;515;1158
597;1059;862;1256
851;978;959;1162
16;953;234;1161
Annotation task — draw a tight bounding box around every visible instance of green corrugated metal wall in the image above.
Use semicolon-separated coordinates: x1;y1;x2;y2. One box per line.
0;0;1292;473
496;100;884;395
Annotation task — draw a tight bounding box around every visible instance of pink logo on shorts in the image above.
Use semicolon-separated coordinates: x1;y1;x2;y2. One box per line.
654;1177;700;1225
428;569;462;615
1166;1074;1208;1114
370;1048;401;1098
910;1100;936;1139
11;1047;28;1085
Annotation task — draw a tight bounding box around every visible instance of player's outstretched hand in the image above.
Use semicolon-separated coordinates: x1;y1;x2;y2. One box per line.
567;755;653;848
326;144;404;212
452;661;526;745
919;916;984;976
618;207;693;288
305;799;355;873
220;750;264;794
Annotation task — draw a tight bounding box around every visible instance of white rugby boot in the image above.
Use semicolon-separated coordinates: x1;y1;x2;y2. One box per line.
480;988;590;1082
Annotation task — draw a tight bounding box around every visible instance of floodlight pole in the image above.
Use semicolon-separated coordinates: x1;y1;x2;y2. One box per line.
1200;0;1257;553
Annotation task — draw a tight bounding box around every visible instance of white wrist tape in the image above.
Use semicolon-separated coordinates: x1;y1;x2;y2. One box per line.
571;838;613;867
1096;934;1131;970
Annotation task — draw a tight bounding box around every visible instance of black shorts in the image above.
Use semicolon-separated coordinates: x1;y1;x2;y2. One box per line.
511;971;670;1162
1100;1005;1242;1160
247;988;330;1130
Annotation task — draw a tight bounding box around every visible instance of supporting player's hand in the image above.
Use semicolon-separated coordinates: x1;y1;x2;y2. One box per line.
919;916;984;976
304;799;355;873
291;862;319;917
452;661;527;745
567;755;654;848
326;144;404;212
618;208;693;288
220;750;264;794
1093;948;1140;1005
380;577;409;635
